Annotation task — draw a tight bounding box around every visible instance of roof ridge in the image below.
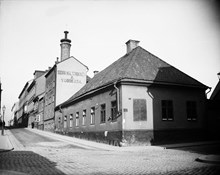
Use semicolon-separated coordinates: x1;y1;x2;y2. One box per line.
123;47;140;78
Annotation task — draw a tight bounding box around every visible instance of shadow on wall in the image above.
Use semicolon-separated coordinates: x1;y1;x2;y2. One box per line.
0;151;65;175
148;66;208;144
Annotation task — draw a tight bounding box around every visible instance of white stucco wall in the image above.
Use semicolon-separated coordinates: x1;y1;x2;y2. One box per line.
56;57;88;106
121;84;154;131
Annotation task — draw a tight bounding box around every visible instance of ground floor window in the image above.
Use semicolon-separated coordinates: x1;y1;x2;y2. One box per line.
70;114;73;128
90;107;95;125
64;115;67;128
186;101;197;121
133;99;147;121
82;110;86;125
111;101;117;121
76;112;79;127
100;104;106;123
161;100;173;121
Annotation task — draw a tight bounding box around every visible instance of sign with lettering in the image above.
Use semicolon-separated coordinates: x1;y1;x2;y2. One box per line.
57;70;85;84
56;57;88;106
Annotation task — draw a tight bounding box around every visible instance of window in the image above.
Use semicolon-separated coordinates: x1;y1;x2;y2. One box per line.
64;115;67;128
76;112;79;127
100;104;106;123
186;101;197;121
111;101;117;121
161;100;174;121
70;114;73;128
82;110;86;125
133;99;147;121
90;107;95;125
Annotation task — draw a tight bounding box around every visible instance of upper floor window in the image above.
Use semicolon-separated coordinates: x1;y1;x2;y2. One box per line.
100;104;106;123
90;107;95;125
186;101;197;121
161;100;173;121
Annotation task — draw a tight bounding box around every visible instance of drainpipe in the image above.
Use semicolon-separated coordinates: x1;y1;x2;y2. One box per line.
114;82;120;112
114;81;125;146
205;87;212;99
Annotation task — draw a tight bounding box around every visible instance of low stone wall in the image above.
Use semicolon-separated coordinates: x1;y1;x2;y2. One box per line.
152;128;210;145
54;128;210;146
56;130;123;146
123;130;153;146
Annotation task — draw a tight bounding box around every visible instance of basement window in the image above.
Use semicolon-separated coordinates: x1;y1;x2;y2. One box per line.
186;101;197;121
161;100;174;121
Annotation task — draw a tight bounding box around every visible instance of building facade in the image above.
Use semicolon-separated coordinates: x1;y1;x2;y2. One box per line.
55;40;208;146
17;80;33;127
44;31;88;131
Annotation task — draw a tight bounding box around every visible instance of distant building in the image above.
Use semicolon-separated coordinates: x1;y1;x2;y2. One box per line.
11;102;19;127
55;40;208;146
27;70;46;128
43;31;89;131
17;79;33;127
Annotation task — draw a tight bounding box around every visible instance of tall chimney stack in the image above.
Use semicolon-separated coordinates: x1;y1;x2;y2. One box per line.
125;39;140;53
60;31;71;61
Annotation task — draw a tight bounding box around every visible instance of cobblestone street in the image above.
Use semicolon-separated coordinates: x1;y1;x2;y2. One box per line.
0;129;220;175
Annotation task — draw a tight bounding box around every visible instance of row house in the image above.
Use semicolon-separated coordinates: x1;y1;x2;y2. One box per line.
55;40;209;146
13;31;89;131
17;79;33;127
27;70;46;128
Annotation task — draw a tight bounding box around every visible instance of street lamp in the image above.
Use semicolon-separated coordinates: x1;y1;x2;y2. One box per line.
1;105;6;135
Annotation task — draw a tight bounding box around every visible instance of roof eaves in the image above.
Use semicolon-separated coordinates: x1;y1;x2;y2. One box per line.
45;65;56;78
58;78;122;109
121;78;208;89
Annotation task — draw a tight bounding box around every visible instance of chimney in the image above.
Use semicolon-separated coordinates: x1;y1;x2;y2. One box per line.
33;70;46;79
60;31;71;61
55;57;59;64
125;39;140;53
93;70;99;76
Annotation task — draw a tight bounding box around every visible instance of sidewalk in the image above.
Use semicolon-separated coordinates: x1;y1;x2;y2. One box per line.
0;129;14;152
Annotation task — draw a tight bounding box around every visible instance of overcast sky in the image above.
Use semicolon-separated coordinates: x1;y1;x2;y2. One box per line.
0;0;219;124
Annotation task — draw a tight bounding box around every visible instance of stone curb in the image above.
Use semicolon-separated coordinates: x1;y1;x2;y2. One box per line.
195;155;220;164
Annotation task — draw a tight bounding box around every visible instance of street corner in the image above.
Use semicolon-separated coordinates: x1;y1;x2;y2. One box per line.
0;134;14;153
195;154;220;165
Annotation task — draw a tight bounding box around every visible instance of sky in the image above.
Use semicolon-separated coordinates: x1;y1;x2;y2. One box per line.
0;0;220;124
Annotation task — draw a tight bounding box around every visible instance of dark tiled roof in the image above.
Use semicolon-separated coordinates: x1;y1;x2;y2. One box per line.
210;81;220;100
62;46;208;106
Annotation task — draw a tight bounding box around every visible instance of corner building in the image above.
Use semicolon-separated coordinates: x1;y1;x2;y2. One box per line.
56;40;208;146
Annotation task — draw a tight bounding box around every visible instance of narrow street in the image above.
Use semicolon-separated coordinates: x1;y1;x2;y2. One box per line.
0;128;220;175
